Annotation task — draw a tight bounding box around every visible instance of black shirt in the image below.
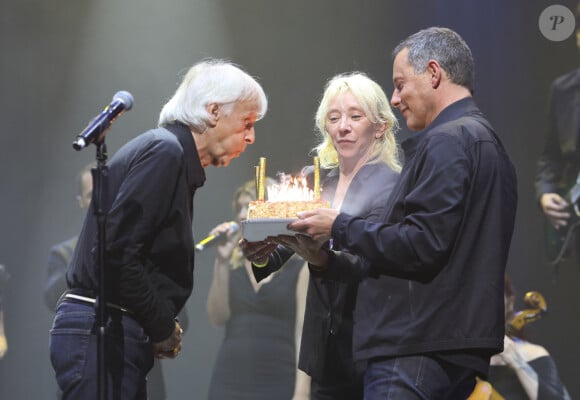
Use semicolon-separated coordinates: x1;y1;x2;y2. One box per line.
67;122;205;342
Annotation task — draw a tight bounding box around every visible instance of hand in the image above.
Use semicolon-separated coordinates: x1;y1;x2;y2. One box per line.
288;208;339;241
239;238;278;265
209;221;240;261
540;193;570;229
269;234;329;268
152;321;183;359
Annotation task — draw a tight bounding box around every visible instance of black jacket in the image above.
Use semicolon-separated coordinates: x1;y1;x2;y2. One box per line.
327;97;518;376
67;123;204;341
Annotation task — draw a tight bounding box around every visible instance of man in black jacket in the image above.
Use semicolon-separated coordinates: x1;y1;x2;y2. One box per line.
49;59;268;400
285;27;518;399
45;162;188;400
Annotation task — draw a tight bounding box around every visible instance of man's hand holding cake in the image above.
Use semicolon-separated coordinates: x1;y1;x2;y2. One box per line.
288;208;338;242
265;208;337;270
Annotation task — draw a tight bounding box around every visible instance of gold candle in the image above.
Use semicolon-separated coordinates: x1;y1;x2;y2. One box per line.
254;165;260;200
258;157;267;201
313;156;320;200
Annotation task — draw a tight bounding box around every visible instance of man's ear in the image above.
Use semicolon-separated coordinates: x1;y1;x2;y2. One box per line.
206;103;220;127
427;60;442;89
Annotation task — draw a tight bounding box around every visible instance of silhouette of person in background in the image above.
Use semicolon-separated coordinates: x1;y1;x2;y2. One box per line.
43;162;189;399
206;178;310;400
44;162;93;311
535;3;580;269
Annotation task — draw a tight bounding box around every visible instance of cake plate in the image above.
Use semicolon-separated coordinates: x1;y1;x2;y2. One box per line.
241;218;300;242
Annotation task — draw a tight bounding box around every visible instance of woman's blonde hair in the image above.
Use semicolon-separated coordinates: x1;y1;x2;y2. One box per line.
314;72;401;172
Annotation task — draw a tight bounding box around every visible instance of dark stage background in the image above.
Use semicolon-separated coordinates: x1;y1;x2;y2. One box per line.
0;0;578;398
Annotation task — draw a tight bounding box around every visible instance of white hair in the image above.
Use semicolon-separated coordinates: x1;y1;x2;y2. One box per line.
158;59;268;131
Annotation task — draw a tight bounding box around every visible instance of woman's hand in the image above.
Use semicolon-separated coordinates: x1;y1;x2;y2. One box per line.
206;221;239;262
239;238;278;265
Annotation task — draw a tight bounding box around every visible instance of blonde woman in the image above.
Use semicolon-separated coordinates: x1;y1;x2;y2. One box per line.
243;72;401;399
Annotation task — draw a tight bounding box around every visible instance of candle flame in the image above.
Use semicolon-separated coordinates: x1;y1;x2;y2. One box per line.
267;173;314;201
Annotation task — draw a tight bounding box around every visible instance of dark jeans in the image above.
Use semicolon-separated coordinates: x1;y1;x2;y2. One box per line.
311;376;363;400
364;355;477;400
49;301;154;400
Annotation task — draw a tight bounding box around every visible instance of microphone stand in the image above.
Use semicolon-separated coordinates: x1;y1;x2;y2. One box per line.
72;91;133;399
92;140;111;400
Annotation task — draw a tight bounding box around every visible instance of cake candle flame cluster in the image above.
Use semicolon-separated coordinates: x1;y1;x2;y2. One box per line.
248;156;329;219
268;175;314;201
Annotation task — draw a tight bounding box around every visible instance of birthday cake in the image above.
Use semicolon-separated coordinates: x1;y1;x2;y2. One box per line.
242;156;327;240
247;199;330;219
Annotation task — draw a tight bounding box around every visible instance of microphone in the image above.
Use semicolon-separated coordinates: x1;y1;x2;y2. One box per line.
195;221;239;252
72;90;134;151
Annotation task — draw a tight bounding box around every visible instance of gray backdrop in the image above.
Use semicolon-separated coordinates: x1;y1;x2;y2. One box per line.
0;0;578;398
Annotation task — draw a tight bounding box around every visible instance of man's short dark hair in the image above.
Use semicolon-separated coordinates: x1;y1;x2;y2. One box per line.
393;27;475;94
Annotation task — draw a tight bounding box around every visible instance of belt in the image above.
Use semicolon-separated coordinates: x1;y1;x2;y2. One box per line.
64;293;133;314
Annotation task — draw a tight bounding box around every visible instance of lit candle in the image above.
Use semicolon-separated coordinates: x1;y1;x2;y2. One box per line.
313;156;320;200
